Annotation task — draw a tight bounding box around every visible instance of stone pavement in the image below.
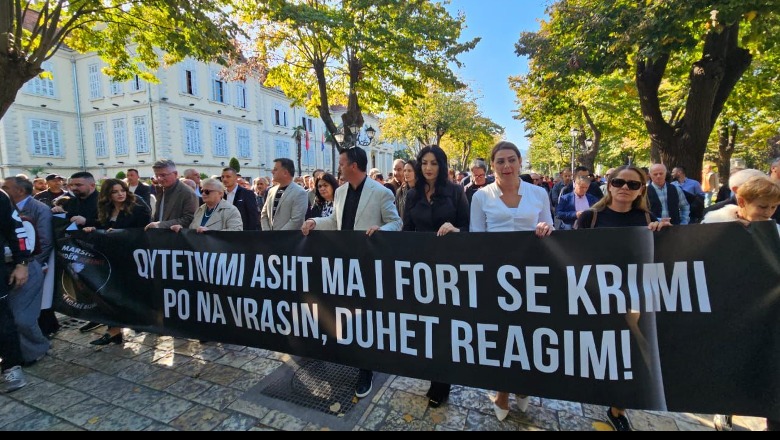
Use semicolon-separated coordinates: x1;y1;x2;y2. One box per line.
0;318;768;431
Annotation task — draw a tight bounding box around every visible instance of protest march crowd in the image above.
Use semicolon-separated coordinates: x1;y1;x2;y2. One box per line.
2;141;779;431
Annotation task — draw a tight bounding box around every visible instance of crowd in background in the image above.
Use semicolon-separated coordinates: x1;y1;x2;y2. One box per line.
1;147;779;431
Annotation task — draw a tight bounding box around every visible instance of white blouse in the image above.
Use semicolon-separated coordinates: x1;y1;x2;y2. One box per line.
470;181;554;232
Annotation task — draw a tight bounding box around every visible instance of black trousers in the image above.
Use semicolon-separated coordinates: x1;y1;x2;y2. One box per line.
0;294;23;370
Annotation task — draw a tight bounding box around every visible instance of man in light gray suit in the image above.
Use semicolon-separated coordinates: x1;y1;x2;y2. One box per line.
2;176;53;365
261;158;309;231
301;146;401;399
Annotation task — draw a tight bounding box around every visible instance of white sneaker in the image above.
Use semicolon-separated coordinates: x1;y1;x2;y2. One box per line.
1;366;28;393
514;395;530;413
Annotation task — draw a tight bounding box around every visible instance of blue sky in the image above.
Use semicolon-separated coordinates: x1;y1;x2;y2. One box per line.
444;0;549;154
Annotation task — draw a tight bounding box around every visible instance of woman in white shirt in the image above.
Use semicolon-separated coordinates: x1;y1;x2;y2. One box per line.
470;141;554;421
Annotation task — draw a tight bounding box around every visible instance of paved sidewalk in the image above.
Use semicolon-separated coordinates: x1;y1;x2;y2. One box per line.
0;319;768;431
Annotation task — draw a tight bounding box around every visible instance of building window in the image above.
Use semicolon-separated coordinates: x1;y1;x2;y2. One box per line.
133;116;149;154
88;63;102;99
212;123;228;157
302;117;314;133
129;74;145;92
184;118;202;154
274;108;288;127
181;64;198;96
236;83;247;109
323;148;331;168
29;119;62;157
237;127;251;159
94;122;107;158
110;80;123;96
212;73;226;103
24;61;55;97
113;119;128;156
275;139;290;159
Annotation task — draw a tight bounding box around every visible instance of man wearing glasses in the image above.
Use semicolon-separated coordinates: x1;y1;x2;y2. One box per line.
464;159;492;205
145;160;198;231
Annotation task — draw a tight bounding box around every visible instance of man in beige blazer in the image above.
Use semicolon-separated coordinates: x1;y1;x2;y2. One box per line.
301;146;401;399
261;158;309;231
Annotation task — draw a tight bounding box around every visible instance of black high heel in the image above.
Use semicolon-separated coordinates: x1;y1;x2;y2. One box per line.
90;333;123;346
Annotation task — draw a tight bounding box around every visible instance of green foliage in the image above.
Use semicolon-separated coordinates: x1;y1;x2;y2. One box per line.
513;0;780;173
229;157;241;173
0;0;243;120
25;166;46;178
393;149;412;162
382;84;502;168
200;173;209;181
115;171;126;180
241;0;479;137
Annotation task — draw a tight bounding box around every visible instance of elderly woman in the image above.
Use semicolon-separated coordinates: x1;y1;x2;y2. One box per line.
171;178;243;233
701;175;780;432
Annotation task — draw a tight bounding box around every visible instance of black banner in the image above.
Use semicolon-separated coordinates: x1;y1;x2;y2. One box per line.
54;222;780;418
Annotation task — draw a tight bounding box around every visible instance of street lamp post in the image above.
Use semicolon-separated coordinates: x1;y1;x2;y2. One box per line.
569;128;581;174
334;123;376;150
555;139;564;172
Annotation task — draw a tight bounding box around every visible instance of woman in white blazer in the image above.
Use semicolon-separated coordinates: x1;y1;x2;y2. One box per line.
171;178;243;233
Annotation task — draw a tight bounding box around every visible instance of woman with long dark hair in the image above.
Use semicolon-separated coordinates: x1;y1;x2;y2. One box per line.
306;173;339;219
402;146;469;408
82;178;151;345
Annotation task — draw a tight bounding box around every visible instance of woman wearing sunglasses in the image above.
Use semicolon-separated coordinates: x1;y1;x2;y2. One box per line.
576;165;671;431
171;178;243;233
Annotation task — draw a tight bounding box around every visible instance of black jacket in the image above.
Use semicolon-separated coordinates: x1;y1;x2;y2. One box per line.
131;183;152;208
97;201;152;229
403;182;470;232
62;191;99;228
226;186;259;231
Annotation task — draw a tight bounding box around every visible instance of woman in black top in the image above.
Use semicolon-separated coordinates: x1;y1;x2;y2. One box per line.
306;173;338;219
577;166;670;431
402;146;469;408
83;179;152;346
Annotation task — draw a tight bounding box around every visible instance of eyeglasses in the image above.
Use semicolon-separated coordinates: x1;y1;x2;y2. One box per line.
202;189;220;196
610;179;643;191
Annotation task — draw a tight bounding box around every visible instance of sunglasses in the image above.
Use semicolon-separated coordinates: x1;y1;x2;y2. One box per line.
610;179;643;191
202;189;220;196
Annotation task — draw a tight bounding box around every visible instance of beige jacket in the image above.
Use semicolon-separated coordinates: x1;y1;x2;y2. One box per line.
190;200;243;231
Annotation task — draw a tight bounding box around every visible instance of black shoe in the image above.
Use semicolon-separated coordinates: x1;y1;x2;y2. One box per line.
90;333;123;346
355;369;374;398
606;408;632;431
79;321;103;333
426;382;451;408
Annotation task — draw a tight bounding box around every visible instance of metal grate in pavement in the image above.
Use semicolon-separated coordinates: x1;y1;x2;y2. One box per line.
260;358;361;416
58;317;89;330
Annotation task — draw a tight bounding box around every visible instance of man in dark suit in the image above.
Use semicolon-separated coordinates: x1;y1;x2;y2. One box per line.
559;166;603;202
2;177;52;364
126;168;151;208
221;167;259;231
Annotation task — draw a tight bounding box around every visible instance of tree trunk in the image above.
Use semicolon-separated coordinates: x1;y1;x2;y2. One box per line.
0;55;41;121
296;135;302;177
313;59;340;145
459;140;472;171
341;54;365;149
578;106;601;172
635;23;751;179
717;120;737;184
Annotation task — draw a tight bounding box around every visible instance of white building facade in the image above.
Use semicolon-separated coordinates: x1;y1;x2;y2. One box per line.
0;48;397;182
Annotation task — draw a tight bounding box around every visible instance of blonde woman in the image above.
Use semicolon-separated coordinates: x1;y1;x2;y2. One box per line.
171;178;243;233
701;175;780;432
